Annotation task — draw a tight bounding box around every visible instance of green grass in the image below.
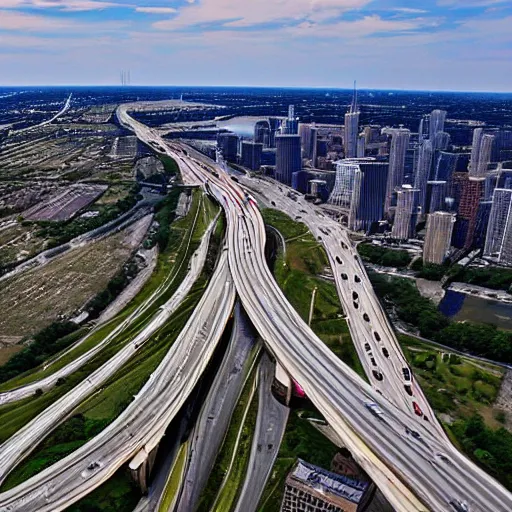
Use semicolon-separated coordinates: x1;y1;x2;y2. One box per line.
197;359;259;512
66;467;141;512
262;209;365;379
158;442;188;512
399;334;504;424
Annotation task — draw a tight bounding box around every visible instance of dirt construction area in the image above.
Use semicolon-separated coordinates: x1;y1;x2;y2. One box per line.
0;215;152;338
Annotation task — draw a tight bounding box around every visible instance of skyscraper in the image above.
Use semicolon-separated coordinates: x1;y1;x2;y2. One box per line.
452;176;485;249
328;158;388;232
299;123;318;162
433;131;451;151
391;185;420;240
275;134;301;185
414;139;434;216
432;151;458;182
383;127;411;217
344;82;360;159
484;188;512;265
241;141;263;171
328;160;358;210
357;134;366;158
423;212;456;265
469;128;494;178
282;105;299;135
217;133;238;162
426;181;448;213
429;109;447;141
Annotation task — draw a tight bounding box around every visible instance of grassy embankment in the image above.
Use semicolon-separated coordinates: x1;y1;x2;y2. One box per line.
0;193;216;448
262;209;364;378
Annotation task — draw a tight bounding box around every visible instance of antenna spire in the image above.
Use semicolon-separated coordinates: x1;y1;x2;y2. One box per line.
351;80;358;113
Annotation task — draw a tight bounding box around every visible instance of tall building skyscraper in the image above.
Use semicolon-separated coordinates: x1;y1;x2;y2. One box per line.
426;181;449;212
344;82;360;159
328;160;358;210
275;134;301;185
383;127;411;216
299;123;318;162
484;188;512;265
282;105;299;135
327;158;388;232
217;133;238;162
240;141;263;171
429;109;447;141
432;151;458;182
423;212;456;265
357;134;366;158
433;131;451;151
452;176;485;249
469;128;494;178
414;139;434;216
391;185;420;240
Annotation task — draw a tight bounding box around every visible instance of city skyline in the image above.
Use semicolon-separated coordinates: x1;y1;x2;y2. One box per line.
0;0;511;91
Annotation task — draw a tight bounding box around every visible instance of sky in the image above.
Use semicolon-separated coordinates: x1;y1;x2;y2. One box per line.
0;0;511;91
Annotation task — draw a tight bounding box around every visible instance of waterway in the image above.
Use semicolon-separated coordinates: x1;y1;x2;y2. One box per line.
439;289;512;330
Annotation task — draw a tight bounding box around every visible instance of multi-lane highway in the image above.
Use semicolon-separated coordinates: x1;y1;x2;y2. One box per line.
114;107;512;511
234;353;289;512
237;175;443;435
0;246;235;511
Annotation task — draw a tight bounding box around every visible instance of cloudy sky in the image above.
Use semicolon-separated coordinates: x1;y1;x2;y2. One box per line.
0;0;511;90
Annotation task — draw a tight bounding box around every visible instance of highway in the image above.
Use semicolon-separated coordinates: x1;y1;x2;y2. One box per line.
114;105;512;511
234;353;289;512
11;94;72;135
0;242;235;511
172;302;259;512
238;174;443;436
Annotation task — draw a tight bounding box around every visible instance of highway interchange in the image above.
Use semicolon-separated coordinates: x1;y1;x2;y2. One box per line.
0;103;510;511
116;104;512;512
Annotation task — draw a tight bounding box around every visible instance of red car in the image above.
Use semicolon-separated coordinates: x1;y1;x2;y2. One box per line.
413;401;423;417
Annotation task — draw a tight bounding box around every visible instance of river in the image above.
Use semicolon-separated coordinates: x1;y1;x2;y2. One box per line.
439;289;512;330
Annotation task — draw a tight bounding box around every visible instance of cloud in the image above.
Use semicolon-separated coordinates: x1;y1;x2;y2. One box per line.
135;7;177;14
437;0;508;6
0;0;125;11
154;0;372;30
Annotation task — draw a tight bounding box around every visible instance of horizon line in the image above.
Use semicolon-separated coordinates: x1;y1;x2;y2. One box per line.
1;84;512;95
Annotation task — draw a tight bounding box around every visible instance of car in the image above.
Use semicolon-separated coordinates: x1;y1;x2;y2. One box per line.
300;209;307;214
372;370;383;381
354;275;361;283
341;241;348;250
354;254;359;261
271;201;276;206
402;367;411;381
435;452;452;465
449;499;469;512
295;216;302;220
353;302;359;309
364;401;384;417
404;385;413;396
364;343;371;352
406;427;421;440
373;331;381;342
87;462;100;471
352;291;359;301
336;256;343;265
363;313;370;322
382;347;390;358
370;357;377;366
318;236;322;241
413;401;423;417
341;273;348;280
